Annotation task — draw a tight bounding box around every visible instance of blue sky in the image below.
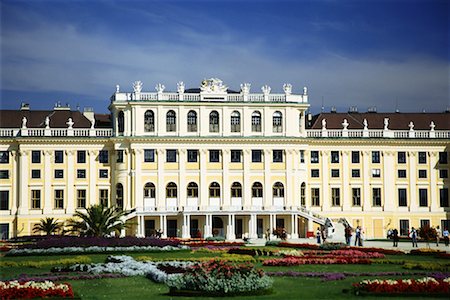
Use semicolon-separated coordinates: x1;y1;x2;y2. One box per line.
1;0;448;113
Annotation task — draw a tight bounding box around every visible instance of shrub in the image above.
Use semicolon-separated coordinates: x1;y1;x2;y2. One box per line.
227;248;274;257
265;240;280;247
205;236;226;242
320;242;346;250
403;262;450;272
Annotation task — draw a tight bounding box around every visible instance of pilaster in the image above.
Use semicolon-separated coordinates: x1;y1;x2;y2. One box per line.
66;150;75;213
18;150;29;215
383;151;395;211
342;150;351;211
88;150;97;206
43;150;52;214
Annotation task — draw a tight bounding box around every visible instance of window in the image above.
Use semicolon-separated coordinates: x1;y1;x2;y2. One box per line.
398;152;406;164
311;151;319;163
166;110;176;132
0;191;9;210
252;150;262;163
187;150;198;163
54;169;64;179
230;111;241;132
300;183;306;206
331;151;339;163
209;182;220;198
166;182;177;198
31;170;40;179
419;188;428;207
439;152;448;164
209;111;219;132
251;111;262;132
144;110;155;132
273;150;283;163
77;189;86;208
351;151;360;164
299;150;305;163
352;188;361;206
54;189;64;209
372;188;381;207
231;150;241;163
187;110;197;132
352;169;360;178
398;169;407;178
440;169;448;178
31;190;41;209
0;151;9;164
420;219;430;229
116;184;123;209
32;151;41;163
99;169;108;178
252;182;263;197
418;169;427;178
331;169;340;178
99;189;108;206
77;169;86;179
231;182;242;198
99;150;109;163
209;150;220;163
272;111;282;132
54;151;63;163
77;151;86;163
418;152;427;164
440;188;449;207
311;169;320;178
187;182;198;198
144;149;155;162
400;219;410;236
117;111;124;134
116;150;124;163
331;188;340;206
273;182;284;197
0;170;8;179
311;188;320;206
166;150;177;163
372;151;380;163
144;183;156;198
372;169;381;178
398;188;407;207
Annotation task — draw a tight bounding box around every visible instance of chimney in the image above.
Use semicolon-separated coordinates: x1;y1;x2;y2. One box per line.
20;103;30;111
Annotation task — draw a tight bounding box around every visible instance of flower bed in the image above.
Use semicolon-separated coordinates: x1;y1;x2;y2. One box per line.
277;242;320;250
409;248;447;256
262;256;371;266
344;246;404;255
352;277;450;296
0;256;91;268
330;249;385;258
182;240;245;248
403;262;450;272
5;272;125;282
0;280;74;299
136;253;255;263
266;271;443;281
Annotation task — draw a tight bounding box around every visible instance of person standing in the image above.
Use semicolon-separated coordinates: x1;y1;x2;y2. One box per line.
392;228;399;247
436;226;441;246
410;227;418;247
354;226;361;246
443;228;449;247
345;226;352;246
316;227;321;244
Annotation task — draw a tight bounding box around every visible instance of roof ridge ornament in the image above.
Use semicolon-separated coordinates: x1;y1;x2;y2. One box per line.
200;78;227;93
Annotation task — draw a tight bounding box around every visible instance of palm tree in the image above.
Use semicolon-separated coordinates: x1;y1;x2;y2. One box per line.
67;204;127;237
33;217;63;235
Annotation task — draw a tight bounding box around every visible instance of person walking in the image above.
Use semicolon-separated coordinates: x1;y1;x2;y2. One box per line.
443;228;449;247
316;227;321;244
392;228;399;247
436;226;441;246
410;227;418;247
354;226;361;246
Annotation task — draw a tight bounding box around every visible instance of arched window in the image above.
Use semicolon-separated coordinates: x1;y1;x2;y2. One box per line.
300;182;306;206
251;111;261;132
187;110;197;132
230;111;241;132
166;182;177;198
252;182;263;198
144;110;155;132
116;183;123;209
273;182;284;197
117;111;124;134
187;182;198;198
273;111;282;132
144;182;156;198
209;111;219;132
209;182;221;198
231;182;242;198
166;110;176;132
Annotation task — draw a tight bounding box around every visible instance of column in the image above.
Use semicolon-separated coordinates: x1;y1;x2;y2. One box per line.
249;214;257;239
342;151;350;211
321;151;330;211
308;213;314;232
182;214;190;238
264;149;272;209
362;151;371;210
204;214;212;238
18;150;29;215
222;149;230;209
263;108;271;136
430;152;439;211
383;151;395;211
134;149;143;210
227;214;236;240
88;150;96;206
160;214;167;238
140;215;145;237
66;150;75;213
290;214;298;238
157;149;165;210
200;149;207;209
157;107;165;136
43;150;52;214
408;152;417;210
269;213;274;239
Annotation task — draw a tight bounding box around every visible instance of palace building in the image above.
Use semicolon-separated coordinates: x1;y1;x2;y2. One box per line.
0;78;449;240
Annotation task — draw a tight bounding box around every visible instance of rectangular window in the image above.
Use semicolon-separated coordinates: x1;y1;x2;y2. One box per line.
252;150;262;163
419;188;428;207
32;151;41;163
31;169;40;179
209;150;220;163
273;150;283;163
418;169;427;178
351;151;360;164
351;169;360;178
331;151;339;163
166;150;177;162
54;169;64;179
144;149;155;162
372;188;381;207
77;189;86;208
99;189;108;206
0;170;8;179
99;169;108;178
398;169;407;178
372;169;381;178
54;189;64;209
418;152;427;164
440;188;449;207
54;151;63;163
311;169;320;178
187;150;198;163
400;219;409;236
299;150;305;163
31;190;41;209
116;150;124;163
231;150;242;163
99;150;109;163
311;188;320;206
311;151;319;163
0;191;9;210
398;152;406;164
77;169;86;179
331;188;340;206
440;169;448;178
372;151;380;163
331;169;340;178
439;152;448;164
420;219;430;229
77;151;86;163
398;188;407;207
352;188;361;206
0;151;9;164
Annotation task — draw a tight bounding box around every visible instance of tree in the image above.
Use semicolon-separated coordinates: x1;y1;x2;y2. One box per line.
67;204;127;237
418;225;437;248
33;217;63;235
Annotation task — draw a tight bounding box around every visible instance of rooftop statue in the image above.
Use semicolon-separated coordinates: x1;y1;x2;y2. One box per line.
342;119;349;130
240;83;251;94
133;81;143;93
322;118;327;130
283;83;292;95
22;117;27;129
45;117;50;129
177;81;185;94
383;118;389;130
261;85;271;95
155;83;165;93
200;78;228;93
66;118;74;129
363;118;368;130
